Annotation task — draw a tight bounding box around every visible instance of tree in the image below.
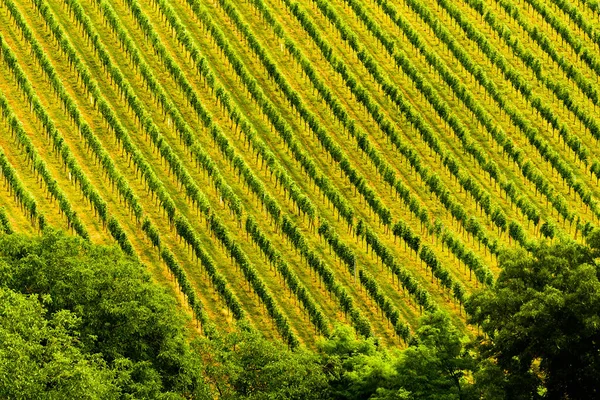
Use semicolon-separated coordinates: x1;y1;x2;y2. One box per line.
466;236;600;399
199;328;329;399
392;312;474;400
0;287;117;399
370;388;412;400
318;325;396;400
0;230;211;398
317;314;474;400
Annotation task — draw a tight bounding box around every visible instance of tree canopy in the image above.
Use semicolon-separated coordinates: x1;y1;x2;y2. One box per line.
0;230;210;399
467;234;600;399
0;287;115;398
197;326;329;400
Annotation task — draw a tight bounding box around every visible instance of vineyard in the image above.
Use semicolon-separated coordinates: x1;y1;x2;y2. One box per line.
0;0;599;347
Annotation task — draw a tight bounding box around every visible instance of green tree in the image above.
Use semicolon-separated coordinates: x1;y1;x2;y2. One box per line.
0;230;211;399
369;388;412;400
319;315;474;400
467;237;600;399
0;287;117;399
319;325;397;400
199;328;329;399
391;312;474;400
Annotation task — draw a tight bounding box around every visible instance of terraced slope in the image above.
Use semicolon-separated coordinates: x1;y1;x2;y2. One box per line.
0;0;598;346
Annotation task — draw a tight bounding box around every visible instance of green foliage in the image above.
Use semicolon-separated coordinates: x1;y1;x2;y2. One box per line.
467;236;600;399
0;287;116;399
198;329;329;399
7;232;599;399
0;231;210;399
0;206;13;234
317;313;474;400
1;0;599;395
318;325;396;400
393;312;474;400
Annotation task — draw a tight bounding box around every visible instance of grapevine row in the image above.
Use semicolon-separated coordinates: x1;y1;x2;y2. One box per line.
0;206;12;234
273;0;522;251
358;269;411;343
0;90;88;238
343;0;573;229
367;0;594;240
105;0;317;223
224;0;505;270
26;0;251;322
444;0;600;158
175;0;357;226
30;0;181;222
159;247;213;335
281;215;372;337
244;0;503;282
221;0;468;304
207;0;397;230
523;0;600;74
0;21;141;253
355;220;438;312
119;0;372;336
119;0;373;337
319;216;443;318
63;0;242;220
305;0;554;248
399;0;598;221
0;146;38;224
246;216;330;336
